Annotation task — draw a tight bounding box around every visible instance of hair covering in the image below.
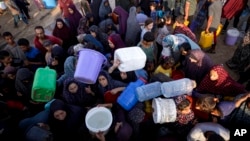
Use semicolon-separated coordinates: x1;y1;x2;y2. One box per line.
182;49;214;84
125;6;141;46
49;99;86;140
77;13;94;35
98;70;127;95
68;4;83;36
197;65;246;96
99;0;112;20
108;33;125;58
98;18;118;34
83;34;104;53
53;18;72;41
15;68;34;99
57;56;76;86
3;66;17;75
113;6;129;38
62;78;96;107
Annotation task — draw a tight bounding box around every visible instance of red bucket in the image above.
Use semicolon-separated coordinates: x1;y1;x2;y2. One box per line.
171;70;185;80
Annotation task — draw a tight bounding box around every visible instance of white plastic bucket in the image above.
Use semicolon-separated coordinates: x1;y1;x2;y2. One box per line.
152;98;177;124
114;47;146;72
85;107;113;134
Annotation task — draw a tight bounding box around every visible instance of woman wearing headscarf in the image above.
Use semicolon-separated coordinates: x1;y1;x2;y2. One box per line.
125;6;141;46
99;0;112;21
89;25;110;54
52;18;77;50
67;4;83;36
62;78;96;108
77;13;95;35
226;28;250;72
57;56;77;87
97;70;127;99
181;49;214;84
90;0;102;24
15;68;34;104
99;18;118;35
113;6;129;39
197;65;247;96
48;99;87;141
108;33;126;61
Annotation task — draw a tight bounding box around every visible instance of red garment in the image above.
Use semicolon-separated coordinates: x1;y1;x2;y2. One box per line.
222;0;247;19
58;0;74;18
34;35;62;55
176;110;194;125
197;65;246;96
173;26;197;42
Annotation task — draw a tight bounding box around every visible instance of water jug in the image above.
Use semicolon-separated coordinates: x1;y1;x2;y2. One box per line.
114;47;147;72
152;98;177;124
31;67;57;102
117;78;146;111
225;28;240;46
42;0;57;9
161;78;196;98
74;49;107;84
216;23;223;36
136;82;162;102
199;31;213;49
85;107;113;135
0;2;7;10
173;20;189;29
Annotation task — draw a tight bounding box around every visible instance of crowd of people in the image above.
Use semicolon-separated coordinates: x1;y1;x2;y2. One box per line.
0;0;250;141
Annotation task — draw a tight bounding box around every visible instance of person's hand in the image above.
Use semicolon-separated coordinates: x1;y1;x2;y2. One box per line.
24;60;29;66
113;59;121;68
37;123;50;130
184;15;188;21
85;86;94;95
51;59;58;66
205;29;210;34
114;122;122;133
17;92;23;96
95;131;106;141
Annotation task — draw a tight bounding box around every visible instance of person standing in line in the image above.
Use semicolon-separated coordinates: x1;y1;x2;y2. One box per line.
205;0;222;54
179;0;197;24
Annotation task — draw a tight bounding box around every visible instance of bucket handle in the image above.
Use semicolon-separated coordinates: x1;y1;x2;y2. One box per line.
102;55;108;68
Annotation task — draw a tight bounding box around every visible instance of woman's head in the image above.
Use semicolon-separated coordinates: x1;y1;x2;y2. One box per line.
68;4;77;14
68;82;79;94
210;70;219;81
98;74;108;87
177;99;191;114
50;99;67;121
159;56;175;69
55;18;66;29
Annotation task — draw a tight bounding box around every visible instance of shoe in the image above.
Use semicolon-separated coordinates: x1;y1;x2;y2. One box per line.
206;48;216;54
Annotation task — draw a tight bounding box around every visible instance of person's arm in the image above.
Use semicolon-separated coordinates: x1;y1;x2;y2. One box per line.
206;16;213;33
110;87;125;95
108;59;120;74
235;93;250;108
184;1;190;21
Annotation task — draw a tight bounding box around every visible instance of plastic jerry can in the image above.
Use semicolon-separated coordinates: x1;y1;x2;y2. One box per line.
31;67;57;102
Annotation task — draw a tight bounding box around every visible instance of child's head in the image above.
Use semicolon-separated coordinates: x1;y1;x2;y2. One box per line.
68;82;79;94
177;99;192;114
17;38;30;52
150;2;156;11
0;50;12;65
196;95;218;113
157;18;166;28
179;43;191;56
3;66;17;80
164;15;172;25
142;31;155;47
144;18;154;30
210;70;219;81
43;40;53;52
175;15;185;26
159;56;175;70
3;32;14;45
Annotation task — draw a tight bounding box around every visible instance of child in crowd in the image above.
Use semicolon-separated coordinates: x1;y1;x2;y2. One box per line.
17;38;45;72
150;2;157;23
154;56;175;77
0;50;23;72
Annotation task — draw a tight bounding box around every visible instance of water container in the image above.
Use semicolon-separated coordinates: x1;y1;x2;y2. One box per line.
74;49;107;84
161;78;196;98
225;28;240;46
152;98;177;124
173;20;189;29
199;31;214;49
0;2;7;10
136;82;162;102
216;23;223;36
117;79;146;111
31;67;57;102
42;0;57;9
114;47;147;72
85;107;113;135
